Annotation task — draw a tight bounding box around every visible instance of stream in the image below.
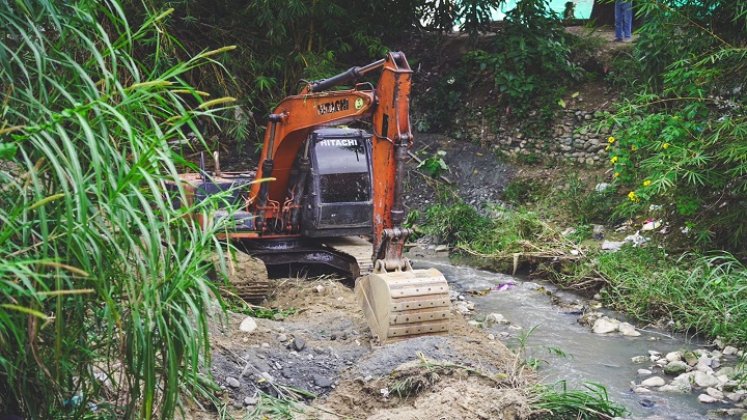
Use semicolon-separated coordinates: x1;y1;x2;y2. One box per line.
413;258;734;420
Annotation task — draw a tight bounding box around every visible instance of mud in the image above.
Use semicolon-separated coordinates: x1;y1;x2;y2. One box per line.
204;277;530;418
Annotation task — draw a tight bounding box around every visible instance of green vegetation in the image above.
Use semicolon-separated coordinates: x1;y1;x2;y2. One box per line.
556;248;747;343
531;381;627;420
0;1;234;417
466;0;585;126
417;0;587;134
605;0;747;251
146;0;503;151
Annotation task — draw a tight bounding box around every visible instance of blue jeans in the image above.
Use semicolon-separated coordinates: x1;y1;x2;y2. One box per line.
615;1;633;39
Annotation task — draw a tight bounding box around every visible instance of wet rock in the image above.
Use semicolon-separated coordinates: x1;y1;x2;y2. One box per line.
639;398;656;408
277;333;289;343
484;313;509;326
618;322;640;337
239;317;257;333
727;391;746;402
684;351;699;366
696;362;714;375
718;366;736;379
723;346;739;356
694;371;720;388
707;387;725;400
664;361;689;376
698;394;719;404
638;369;653;376
631;355;649;364
313;374;333;388
291;338;306;352
226;376;240;388
641;376;666;387
665;351;683;362
648;350;662;359
578;311;603;326
723;380;740;392
634;386;652;394
592;317;619;334
660;384;690;393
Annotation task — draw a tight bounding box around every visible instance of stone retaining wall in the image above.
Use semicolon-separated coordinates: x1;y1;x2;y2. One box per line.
469;109;613;165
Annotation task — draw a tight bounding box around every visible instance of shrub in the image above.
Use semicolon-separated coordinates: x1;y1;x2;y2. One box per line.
0;2;233;417
606;1;747;251
466;0;585;129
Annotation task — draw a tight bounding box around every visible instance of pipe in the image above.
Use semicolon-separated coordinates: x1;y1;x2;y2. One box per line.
308;59;385;93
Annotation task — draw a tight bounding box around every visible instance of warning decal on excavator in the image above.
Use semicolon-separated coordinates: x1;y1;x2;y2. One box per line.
355;98;364;110
317;99;349;115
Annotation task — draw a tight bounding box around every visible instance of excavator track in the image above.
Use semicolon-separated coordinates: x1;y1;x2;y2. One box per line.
215;251;273;304
322;236;375;275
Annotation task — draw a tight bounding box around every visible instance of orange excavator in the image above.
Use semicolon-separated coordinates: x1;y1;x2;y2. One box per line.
174;52;450;341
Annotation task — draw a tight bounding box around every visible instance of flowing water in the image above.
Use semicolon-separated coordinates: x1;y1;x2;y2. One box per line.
414;258;728;419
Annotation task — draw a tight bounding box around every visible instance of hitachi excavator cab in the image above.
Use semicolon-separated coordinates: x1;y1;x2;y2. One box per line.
302;127;373;238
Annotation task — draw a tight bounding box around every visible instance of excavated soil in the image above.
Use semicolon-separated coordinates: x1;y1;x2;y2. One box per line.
199;277;533;419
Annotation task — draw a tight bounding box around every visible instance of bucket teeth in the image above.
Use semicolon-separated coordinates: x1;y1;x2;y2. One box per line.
355;267;451;341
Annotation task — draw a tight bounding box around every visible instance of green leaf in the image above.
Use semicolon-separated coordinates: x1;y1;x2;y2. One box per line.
0;142;18;159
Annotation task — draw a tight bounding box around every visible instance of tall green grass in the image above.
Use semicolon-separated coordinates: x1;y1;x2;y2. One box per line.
552;246;747;344
531;381;627;420
597;249;747;344
0;1;234;417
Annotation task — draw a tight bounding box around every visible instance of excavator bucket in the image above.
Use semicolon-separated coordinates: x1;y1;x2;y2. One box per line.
355;267;451;341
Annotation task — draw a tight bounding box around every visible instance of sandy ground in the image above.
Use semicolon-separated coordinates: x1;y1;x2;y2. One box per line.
191;277;533;419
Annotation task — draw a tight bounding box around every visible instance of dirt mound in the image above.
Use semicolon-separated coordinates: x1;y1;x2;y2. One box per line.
307;355;530;420
202;276;531;419
369;382;529;420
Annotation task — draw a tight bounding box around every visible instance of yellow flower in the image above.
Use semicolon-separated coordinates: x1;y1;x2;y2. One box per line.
614;172;620;178
610;156;618;164
628;191;639;202
643;180;652;187
662;143;670;149
608;136;616;144
631;145;638;152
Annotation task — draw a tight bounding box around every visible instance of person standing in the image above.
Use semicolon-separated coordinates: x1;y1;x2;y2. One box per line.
615;0;633;42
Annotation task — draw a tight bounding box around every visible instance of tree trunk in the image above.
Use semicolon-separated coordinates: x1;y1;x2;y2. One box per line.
590;1;615;26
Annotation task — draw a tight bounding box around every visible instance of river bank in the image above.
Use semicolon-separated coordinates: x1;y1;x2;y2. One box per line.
190;271;628;419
